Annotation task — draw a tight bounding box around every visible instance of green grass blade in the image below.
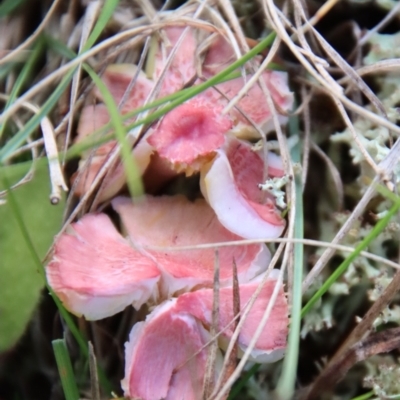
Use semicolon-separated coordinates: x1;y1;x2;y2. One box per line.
227;363;260;399
0;0;26;17
350;391;374;400
52;338;80;400
0;68;75;162
0;38;44;139
275;108;304;400
301;194;400;318
82;0;120;52
0;63;17;80
85;66;144;198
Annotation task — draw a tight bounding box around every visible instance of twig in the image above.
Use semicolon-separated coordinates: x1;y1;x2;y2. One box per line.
304;327;400;399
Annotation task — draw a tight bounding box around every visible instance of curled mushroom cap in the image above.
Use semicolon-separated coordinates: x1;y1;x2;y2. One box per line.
202;34;294;138
153;26;198;95
122;299;221;400
112;195;270;297
200;137;286;239
146;97;233;173
212;70;293;137
70;104;153;202
46;213;160;320
176;270;289;363
94;64;154;114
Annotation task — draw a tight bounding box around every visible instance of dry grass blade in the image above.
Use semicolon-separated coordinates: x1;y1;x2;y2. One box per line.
203;249;221;399
338;59;400;83
305;15;386;117
41;113;67;204
310;141;344;210
201;262;241;397
300;85;311;191
227;259;240;379
208;243;285;399
222;35;281;118
298;0;340;35
358;1;400;46
0;0;63;65
63;0;101;160
333;96;381;176
262;0;400;138
88;342;101;400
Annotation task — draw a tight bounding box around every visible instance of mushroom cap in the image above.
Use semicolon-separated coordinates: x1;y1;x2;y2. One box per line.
175;270;289;363
202;33;294;138
112;195;270;297
46;213;160;320
202;34;238;75
153;26;198;95
122;298;222;400
146;97;232;172
200;137;286;239
94;64;154;114
70;104;153;202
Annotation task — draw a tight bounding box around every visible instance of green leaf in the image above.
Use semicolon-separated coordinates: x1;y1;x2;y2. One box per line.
0;161;64;351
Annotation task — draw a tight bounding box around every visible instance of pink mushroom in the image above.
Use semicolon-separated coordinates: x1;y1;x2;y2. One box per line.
47;193;274;318
122;271;288;399
200;136;286;239
47;213;161;320
70;27;200;201
71;27;293;202
112;195;271;297
144;31;293;172
122;299;222;400
47;26;293;400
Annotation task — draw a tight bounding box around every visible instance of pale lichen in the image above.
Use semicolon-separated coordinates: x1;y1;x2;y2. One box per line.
258;175;289;209
364;356;400;398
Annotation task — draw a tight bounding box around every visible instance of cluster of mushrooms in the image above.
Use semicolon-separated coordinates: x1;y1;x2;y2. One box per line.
47;26;293;399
